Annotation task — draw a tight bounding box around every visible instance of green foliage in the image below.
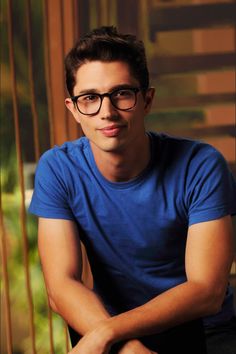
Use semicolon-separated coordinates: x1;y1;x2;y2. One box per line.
2;193;69;353
0;147;18;193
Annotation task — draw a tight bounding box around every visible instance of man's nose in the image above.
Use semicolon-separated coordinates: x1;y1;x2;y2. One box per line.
99;96;117;119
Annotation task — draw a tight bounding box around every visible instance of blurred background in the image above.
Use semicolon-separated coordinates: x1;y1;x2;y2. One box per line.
1;0;235;353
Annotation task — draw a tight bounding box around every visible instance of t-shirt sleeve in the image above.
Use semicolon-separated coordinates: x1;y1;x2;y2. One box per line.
28;151;75;220
185;145;236;226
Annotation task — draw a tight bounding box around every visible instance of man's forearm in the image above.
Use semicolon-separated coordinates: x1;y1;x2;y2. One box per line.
50;278;152;352
101;280;219;345
52;278;216;341
49;277;110;335
66;280;212;353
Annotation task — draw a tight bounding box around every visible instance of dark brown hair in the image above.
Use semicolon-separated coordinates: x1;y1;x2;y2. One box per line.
65;26;149;96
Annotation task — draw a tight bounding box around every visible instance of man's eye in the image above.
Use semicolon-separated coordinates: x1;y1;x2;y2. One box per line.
115;89;133;98
80;95;99;102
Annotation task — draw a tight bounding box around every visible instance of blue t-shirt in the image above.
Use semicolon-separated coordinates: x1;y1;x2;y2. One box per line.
29;132;236;328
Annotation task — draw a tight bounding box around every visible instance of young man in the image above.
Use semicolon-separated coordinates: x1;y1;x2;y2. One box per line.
29;26;236;354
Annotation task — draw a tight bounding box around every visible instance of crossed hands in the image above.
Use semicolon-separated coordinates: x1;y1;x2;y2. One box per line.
68;325;157;354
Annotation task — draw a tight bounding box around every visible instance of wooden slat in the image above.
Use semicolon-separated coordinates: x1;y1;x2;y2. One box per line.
26;0;40;161
44;0;68;145
7;0;36;352
149;52;236;76
149;2;236;37
153;93;236;111
159;125;236;138
44;0;82;144
43;0;55;147
62;0;82;141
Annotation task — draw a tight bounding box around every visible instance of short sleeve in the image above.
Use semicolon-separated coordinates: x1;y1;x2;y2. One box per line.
28;150;75;220
185;145;236;226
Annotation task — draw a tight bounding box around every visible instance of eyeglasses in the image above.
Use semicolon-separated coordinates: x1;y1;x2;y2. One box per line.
71;87;141;116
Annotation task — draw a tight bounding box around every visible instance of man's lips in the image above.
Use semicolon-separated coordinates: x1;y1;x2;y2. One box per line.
98;124;126;137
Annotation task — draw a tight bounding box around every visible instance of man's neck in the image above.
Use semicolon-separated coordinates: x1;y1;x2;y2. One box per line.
90;135;151;182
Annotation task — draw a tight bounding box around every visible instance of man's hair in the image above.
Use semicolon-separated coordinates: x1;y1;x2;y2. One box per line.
65;26;149;96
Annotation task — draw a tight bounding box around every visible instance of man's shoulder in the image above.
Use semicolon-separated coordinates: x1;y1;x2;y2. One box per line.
150;131;208;148
39;136;89;164
149;131;217;160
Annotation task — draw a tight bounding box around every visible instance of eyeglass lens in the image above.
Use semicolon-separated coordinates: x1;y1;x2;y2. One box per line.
75;88;138;115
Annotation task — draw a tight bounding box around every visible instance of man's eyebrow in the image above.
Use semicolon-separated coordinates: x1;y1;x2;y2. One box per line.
76;84;137;96
76;88;98;95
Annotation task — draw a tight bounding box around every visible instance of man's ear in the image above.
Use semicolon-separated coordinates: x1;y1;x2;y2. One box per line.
144;87;155;114
65;98;81;123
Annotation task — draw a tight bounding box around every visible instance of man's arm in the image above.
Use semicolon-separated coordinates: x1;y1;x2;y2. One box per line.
38;218;155;353
71;215;234;353
38;217;111;333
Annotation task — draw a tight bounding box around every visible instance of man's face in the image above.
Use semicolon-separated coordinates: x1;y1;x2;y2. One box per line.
65;60;154;155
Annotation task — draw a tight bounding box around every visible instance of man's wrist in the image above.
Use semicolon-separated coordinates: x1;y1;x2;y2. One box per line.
97;318;117;347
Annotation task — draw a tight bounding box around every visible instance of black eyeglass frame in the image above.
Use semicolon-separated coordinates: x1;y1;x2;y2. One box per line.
71;87;141;116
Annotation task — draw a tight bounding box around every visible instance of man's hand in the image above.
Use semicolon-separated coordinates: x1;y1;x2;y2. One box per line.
68;333;157;354
68;322;113;354
117;339;157;354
